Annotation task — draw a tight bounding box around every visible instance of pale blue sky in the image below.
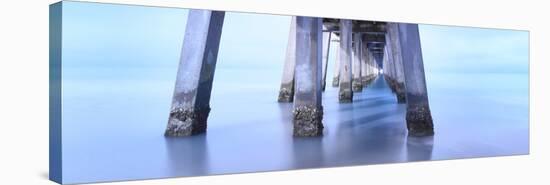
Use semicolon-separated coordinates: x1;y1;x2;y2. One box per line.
61;1;528;79
419;25;528;74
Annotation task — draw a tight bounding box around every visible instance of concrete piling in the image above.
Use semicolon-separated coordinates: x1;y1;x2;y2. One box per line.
165;10;225;136
278;16;297;102
292;16;324;136
332;46;340;87
321;30;332;91
360;41;369;86
386;23;407;103
382;48;390;88
352;33;363;92
397;23;434;137
384;46;398;93
338;19;353;102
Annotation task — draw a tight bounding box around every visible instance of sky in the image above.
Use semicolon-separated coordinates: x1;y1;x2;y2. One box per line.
61;1;529;81
419;25;528;74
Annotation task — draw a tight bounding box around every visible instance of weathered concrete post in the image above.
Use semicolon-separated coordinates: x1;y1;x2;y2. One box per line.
332;46;340;87
369;57;377;77
385;46;397;93
385;44;398;96
321;30;332;91
352;33;363;92
382;48;389;79
360;42;369;86
397;23;434;136
278;16;297;102
339;19;353;102
382;48;389;82
293;16;324;136
165;10;225;136
386;23;407;103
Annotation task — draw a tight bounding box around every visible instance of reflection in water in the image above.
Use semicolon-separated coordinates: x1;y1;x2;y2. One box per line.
277;103;294;122
164;134;210;176
291;137;324;169
313;77;409;166
406;136;434;161
329;120;408;165
63;73;528;183
337;110;398;129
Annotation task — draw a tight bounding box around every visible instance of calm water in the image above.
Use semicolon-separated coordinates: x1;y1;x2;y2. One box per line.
58;2;528;184
61;69;528;184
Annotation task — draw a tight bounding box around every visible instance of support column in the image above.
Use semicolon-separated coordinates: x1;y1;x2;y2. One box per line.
387;23;407;103
338;19;353;102
321;30;332;91
293;16;324;136
384;48;390;82
352;33;363;92
383;48;389;81
278;16;297;102
369;55;377;77
397;23;434;136
370;63;377;78
385;46;397;93
374;53;380;76
165;10;225;136
360;42;369;86
332;46;340;87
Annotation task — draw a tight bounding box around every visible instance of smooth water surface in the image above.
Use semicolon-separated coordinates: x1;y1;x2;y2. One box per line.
58;1;529;184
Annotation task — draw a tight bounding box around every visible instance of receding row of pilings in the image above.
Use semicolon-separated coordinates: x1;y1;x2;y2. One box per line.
164;9;434;138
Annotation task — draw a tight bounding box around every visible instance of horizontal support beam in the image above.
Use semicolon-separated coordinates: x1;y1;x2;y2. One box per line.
363;34;386;43
323;20;387;33
324;30;386;35
366;42;385;48
365;40;386;44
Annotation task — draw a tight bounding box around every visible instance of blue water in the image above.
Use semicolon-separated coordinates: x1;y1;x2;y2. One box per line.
60;72;528;184
57;1;529;184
